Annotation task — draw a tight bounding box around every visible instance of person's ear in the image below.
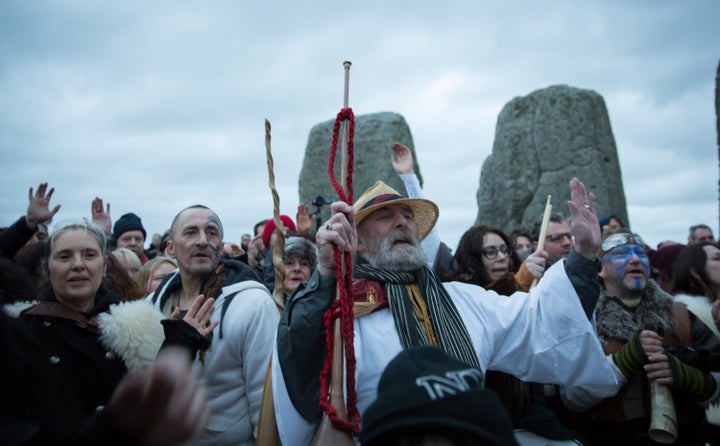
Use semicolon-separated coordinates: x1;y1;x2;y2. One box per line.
690;267;702;281
167;241;175;257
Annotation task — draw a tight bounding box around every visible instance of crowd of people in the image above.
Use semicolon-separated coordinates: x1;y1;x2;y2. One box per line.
1;144;720;445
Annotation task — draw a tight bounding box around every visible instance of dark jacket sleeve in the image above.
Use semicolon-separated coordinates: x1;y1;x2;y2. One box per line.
563;249;601;320
276;270;336;422
0;216;34;259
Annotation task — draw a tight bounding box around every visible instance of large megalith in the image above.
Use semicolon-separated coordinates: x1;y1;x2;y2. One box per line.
299;112;423;227
476;85;628;233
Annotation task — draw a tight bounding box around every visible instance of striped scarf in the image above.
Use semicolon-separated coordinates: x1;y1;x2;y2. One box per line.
354;262;480;368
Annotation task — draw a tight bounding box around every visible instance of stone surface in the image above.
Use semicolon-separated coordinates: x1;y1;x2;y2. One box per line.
476;84;628;234
716;60;719;231
299;112;423;228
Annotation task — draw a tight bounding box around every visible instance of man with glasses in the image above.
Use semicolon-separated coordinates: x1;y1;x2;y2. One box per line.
515;212;573;291
561;231;718;444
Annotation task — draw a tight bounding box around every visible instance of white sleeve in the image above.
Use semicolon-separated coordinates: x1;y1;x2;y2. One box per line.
559;355;626;412
399;173;440;267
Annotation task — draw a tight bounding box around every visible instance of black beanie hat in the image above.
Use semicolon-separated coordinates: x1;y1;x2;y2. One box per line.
113;213;146;241
360;346;518;446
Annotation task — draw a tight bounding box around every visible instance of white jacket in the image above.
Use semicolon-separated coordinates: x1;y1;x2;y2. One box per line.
151;271;279;446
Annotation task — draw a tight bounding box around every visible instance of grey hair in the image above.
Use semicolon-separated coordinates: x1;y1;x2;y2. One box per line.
283;237;318;271
49;219;109;258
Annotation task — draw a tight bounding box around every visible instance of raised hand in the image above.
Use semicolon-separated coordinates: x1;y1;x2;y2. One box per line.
26;183;61;230
170;295;219;337
391;142;414;175
566;177;600;259
296;203;316;235
91;197;112;233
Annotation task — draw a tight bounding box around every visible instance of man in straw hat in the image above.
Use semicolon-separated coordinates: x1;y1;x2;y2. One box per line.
272;178;618;445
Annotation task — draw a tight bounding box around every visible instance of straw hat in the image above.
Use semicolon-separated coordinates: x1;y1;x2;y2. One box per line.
353;181;439;241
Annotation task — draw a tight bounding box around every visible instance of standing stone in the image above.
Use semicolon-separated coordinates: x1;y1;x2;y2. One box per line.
716;59;719;232
299;112;423;228
476;85;628;234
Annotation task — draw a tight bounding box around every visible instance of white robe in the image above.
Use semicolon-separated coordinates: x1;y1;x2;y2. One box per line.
273;260;617;446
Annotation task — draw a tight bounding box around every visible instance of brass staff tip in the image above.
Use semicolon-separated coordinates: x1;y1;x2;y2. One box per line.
343;61;352;68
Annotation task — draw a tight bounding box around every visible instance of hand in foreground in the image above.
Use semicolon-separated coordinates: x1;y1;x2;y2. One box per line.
108;346;208;446
640;330;673;385
315;201;357;277
26;183;61;230
391;142;414;175
91;197;112;233
296;203;316;235
524;250;547;279
170;295;219;337
566;177;600;259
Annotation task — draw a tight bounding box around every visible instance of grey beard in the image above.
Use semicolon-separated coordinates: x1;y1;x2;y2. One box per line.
361;230;427;272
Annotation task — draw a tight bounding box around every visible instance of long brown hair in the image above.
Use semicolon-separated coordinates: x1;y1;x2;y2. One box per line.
670;241;717;300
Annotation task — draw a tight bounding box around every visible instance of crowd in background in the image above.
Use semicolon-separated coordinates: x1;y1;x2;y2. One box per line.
1;145;720;445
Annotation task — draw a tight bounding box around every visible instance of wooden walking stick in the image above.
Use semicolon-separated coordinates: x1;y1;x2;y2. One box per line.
311;61;359;446
530;195;552;289
255;119;284;446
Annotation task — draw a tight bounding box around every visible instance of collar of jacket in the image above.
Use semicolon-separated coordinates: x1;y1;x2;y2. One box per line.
596;279;675;342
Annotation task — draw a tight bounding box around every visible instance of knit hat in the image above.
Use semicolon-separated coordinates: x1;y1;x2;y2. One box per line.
354;181;439;241
360;346;518;446
262;215;296;249
113;213;146;241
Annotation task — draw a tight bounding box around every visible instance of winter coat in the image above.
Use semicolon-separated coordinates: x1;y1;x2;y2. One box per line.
16;288;164;416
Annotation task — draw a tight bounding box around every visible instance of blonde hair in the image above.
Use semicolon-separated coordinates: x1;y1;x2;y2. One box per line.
112;248;142;274
138;256;178;293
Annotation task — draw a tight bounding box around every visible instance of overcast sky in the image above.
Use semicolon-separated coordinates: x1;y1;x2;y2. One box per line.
1;1;719;251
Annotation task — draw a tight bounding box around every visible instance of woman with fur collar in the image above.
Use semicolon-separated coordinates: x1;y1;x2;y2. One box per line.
13;220;171;416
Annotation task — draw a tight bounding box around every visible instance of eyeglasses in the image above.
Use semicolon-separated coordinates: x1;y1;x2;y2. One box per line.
546;232;572;243
481;245;511;259
601;233;647;254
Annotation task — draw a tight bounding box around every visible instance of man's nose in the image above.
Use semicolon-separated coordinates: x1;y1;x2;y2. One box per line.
196;232;209;245
395;213;410;228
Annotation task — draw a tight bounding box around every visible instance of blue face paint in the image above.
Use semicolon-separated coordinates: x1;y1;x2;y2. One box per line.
602;244;650;291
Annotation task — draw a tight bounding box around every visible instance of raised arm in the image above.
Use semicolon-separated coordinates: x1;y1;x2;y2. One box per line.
91;197;112;234
0;183;61;258
391;142;444;270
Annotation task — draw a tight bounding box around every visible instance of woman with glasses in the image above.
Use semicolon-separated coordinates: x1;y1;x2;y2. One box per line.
442;224;520;295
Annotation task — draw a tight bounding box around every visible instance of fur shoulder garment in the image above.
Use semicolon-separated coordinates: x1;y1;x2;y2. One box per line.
97;299;165;371
595;280;675;342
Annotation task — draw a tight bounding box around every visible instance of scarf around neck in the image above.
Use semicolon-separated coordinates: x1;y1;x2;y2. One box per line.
354;262;480;368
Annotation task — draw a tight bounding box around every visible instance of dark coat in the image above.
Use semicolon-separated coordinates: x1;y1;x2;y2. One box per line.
17;288;128;416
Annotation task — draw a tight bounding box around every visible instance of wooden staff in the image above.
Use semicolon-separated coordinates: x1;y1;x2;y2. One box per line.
530;195;552;289
255;119;284;446
311;61;355;446
648;380;678;443
264;119;288;310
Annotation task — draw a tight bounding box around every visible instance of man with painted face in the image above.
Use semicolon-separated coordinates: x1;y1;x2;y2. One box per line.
561;231;720;444
149;205;279;446
272;178;620;445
